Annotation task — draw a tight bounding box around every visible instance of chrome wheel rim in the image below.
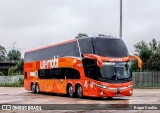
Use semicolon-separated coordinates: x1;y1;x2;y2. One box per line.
69;86;73;96
36;85;39;93
31;85;35;92
78;86;82;97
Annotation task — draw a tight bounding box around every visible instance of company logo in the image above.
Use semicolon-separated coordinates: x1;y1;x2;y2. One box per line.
109;58;122;62
40;57;58;69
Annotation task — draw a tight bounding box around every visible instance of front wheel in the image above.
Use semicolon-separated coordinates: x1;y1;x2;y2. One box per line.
68;84;74;98
77;85;83;98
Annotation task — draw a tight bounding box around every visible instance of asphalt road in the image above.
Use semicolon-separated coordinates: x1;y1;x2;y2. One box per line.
0;87;160;113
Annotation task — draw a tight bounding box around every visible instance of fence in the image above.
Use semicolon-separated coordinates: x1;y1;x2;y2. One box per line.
132;72;160;88
0;75;24;85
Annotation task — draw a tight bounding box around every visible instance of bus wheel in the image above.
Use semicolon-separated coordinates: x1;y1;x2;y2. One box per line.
68;84;74;98
77;85;83;98
31;83;35;93
35;83;40;94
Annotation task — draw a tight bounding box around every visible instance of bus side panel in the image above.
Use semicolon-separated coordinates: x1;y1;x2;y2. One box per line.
24;71;31;91
24;63;33;91
52;79;66;94
38;79;46;92
37;79;67;94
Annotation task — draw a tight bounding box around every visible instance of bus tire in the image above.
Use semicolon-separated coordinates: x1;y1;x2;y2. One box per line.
107;97;113;100
67;84;74;98
31;83;35;93
35;83;40;94
77;85;83;98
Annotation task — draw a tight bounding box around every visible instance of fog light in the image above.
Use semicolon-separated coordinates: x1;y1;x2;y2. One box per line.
129;90;133;94
90;83;93;88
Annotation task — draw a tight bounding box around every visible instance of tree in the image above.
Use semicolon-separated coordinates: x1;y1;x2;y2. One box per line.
132;39;160;71
8;66;17;75
0;71;4;76
148;39;160;71
8;59;24;75
0;45;6;62
7;50;21;62
75;33;88;39
15;59;24;74
98;34;107;37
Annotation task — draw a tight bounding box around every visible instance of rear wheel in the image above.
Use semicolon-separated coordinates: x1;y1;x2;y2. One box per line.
31;83;35;93
68;84;74;98
77;85;83;98
35;83;40;94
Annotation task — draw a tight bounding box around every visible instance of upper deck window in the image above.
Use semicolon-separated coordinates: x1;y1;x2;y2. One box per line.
92;38;129;57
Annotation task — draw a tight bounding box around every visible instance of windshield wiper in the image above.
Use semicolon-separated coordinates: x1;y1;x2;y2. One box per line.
98;77;110;82
110;74;118;80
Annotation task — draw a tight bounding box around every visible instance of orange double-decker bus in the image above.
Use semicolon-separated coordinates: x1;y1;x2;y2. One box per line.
24;36;142;98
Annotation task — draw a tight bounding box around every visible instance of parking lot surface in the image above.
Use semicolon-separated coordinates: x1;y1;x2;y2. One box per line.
0;87;160;113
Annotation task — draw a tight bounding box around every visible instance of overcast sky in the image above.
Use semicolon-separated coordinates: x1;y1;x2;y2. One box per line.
0;0;160;57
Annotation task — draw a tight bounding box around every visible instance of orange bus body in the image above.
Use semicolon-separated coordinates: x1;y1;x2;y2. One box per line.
24;37;141;98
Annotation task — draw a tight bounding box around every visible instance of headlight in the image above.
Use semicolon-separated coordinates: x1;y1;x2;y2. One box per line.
127;85;133;88
92;82;107;89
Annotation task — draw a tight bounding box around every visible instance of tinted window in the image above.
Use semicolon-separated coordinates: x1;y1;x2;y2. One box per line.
65;68;80;79
38;68;80;79
38;68;62;79
92;37;129;57
82;59;101;80
78;38;93;55
24;72;27;79
24;41;80;62
52;68;64;79
38;70;46;79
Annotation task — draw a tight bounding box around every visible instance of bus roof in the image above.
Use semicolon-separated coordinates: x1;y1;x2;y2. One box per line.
24;36;129;62
25;39;76;53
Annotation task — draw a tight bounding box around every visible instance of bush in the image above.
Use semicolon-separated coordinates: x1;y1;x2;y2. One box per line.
0;71;4;76
7;59;24;75
8;67;17;75
18;78;24;86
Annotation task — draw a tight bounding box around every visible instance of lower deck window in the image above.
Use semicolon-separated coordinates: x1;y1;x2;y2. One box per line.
38;68;80;79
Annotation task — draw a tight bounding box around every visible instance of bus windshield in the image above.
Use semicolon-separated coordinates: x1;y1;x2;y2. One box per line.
83;60;132;83
92;38;129;57
100;62;131;80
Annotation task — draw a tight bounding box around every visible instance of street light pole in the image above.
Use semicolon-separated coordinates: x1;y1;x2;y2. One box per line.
120;0;123;39
13;42;16;50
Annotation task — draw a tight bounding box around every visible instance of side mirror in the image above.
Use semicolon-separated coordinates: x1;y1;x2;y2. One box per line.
130;55;142;69
83;54;103;68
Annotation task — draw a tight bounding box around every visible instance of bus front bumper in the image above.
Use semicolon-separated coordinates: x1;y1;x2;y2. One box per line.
88;82;133;97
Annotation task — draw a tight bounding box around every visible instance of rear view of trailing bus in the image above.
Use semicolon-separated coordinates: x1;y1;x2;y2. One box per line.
24;36;142;98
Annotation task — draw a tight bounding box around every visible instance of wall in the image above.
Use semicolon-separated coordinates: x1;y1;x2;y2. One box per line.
0;75;23;85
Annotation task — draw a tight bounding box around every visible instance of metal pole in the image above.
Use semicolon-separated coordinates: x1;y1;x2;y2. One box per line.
120;0;123;38
13;42;16;50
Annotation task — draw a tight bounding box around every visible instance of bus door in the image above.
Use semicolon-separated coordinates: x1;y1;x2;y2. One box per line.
82;58;101;95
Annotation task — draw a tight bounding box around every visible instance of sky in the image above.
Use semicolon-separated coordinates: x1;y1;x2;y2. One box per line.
0;0;160;57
